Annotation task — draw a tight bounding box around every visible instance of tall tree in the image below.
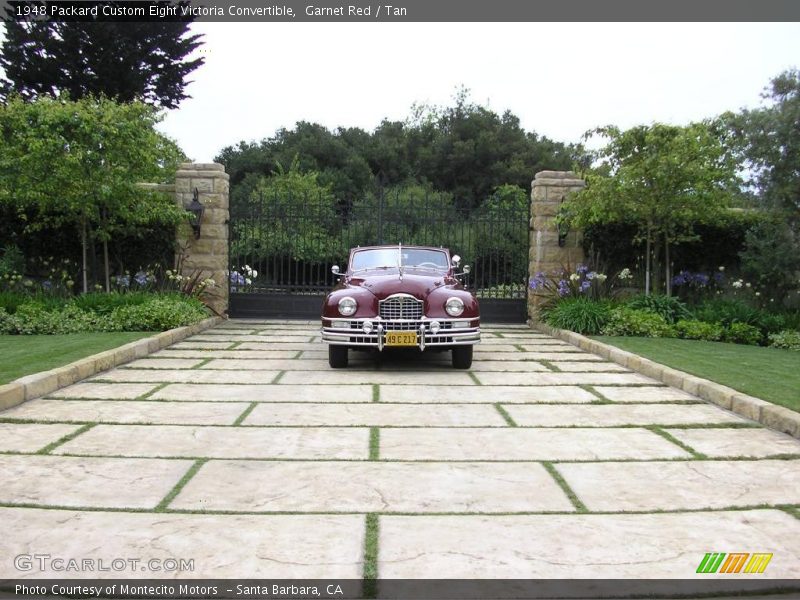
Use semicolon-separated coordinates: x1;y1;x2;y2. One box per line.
1;15;203;109
562;123;739;295
722;69;800;224
0;96;186;292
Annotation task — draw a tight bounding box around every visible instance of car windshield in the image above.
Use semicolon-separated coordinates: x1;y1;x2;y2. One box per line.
351;248;449;272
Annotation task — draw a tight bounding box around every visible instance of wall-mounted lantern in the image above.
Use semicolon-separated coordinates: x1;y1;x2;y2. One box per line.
186;188;205;239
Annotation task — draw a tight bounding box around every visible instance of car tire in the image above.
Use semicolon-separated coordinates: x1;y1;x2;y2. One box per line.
451;345;473;369
329;345;349;368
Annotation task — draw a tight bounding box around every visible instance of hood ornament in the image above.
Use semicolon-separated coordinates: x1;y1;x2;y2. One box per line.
398;242;404;283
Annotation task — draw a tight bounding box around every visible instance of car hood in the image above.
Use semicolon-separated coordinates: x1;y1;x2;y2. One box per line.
349;272;448;300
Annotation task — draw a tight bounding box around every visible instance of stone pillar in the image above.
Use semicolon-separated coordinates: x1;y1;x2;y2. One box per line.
528;170;586;321
174;163;230;316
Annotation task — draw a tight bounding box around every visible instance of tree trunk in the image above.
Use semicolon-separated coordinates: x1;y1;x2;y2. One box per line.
80;218;88;294
101;207;110;292
665;237;671;297
645;229;651;296
103;239;110;293
652;233;662;295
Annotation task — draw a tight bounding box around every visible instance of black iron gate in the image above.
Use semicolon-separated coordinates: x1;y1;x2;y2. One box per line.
228;190;529;322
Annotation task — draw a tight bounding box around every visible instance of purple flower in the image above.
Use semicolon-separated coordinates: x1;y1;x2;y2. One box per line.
529;272;547;290
115;275;130;288
134;271;148;286
693;273;710;286
230;272;245;286
576;264;589;275
586;271;596;280
557;279;570;297
42;280;52;290
579;280;591;293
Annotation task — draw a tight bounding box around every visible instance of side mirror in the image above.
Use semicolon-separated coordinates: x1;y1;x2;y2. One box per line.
331;265;340;275
451;255;461;268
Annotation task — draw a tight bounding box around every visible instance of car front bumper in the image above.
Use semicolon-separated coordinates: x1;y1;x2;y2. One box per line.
321;318;480;351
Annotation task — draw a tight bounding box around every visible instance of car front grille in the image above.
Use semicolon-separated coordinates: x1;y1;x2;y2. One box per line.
379;295;423;320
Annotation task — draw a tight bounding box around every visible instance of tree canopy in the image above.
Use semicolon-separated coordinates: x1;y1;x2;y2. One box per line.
0;17;203;109
0;95;186;290
217;90;577;212
721;69;800;224
563;122;739;294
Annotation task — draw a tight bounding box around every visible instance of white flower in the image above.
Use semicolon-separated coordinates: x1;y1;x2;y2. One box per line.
245;278;252;285
718;266;725;272
755;292;761;296
569;273;579;282
618;268;632;280
595;273;608;283
746;282;752;288
252;270;258;278
732;280;743;289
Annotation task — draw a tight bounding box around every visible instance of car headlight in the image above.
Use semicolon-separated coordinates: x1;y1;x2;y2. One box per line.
445;296;464;317
338;296;357;316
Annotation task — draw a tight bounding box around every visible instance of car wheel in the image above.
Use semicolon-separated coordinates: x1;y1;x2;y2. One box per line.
329;345;349;368
451;345;473;369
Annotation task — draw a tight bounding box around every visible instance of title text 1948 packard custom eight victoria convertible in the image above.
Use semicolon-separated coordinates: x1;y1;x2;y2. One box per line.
321;245;480;369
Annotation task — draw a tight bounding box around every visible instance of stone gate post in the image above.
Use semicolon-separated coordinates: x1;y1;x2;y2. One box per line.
528;170;586;321
174;163;230;316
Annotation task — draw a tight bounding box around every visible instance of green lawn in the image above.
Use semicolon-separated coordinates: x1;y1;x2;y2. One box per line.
595;336;800;412
0;332;152;384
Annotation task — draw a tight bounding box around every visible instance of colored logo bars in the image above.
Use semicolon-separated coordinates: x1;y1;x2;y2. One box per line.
696;552;773;574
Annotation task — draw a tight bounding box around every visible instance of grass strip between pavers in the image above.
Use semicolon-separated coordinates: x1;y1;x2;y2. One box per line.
191;358;213;369
579;384;613;404
494;404;517;427
372;384;380;403
369;428;380;460
362;513;379;598
36;423;96;454
467;372;482;385
542;461;588;513
137;382;169;400
233;402;258;426
647;426;708;459
538;360;560;372
155;458;208;512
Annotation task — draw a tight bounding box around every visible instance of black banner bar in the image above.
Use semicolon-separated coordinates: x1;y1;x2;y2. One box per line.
3;0;800;23
2;579;800;599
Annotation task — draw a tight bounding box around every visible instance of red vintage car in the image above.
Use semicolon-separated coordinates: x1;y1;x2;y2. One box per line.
321;244;481;368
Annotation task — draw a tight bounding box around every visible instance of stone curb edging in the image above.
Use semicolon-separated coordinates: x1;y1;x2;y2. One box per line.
0;316;224;411
532;321;800;440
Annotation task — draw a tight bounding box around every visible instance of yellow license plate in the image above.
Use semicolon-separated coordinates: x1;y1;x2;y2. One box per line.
385;331;418;347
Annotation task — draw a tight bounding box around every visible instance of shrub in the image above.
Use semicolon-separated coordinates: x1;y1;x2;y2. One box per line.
601;308;675;338
768;330;800;351
0;307;19;334
626;294;691;324
109;297;208;331
70;291;153;315
693;299;786;335
0;293;208;334
674;320;725;342
723;322;763;345
543;298;613;335
6;303;114;334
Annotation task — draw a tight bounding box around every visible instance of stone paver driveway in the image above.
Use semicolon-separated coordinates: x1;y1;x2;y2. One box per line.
2;320;800;582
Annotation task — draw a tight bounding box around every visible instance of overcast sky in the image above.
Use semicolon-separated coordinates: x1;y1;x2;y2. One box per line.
3;22;799;162
160;22;799;162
